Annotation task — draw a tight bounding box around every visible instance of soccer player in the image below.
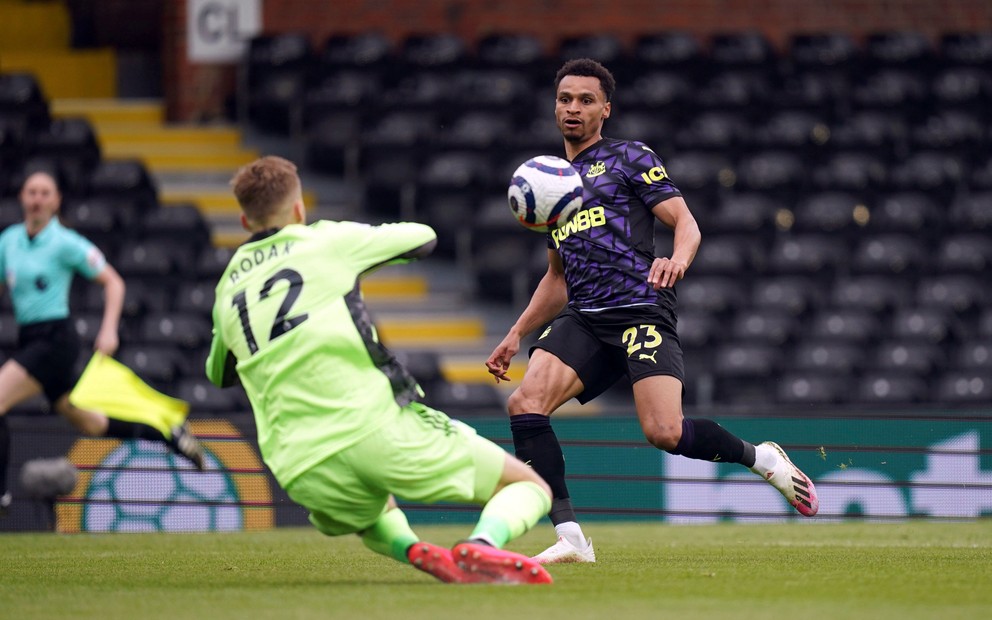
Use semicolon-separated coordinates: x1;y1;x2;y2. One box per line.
485;59;820;564
205;156;553;584
0;171;204;514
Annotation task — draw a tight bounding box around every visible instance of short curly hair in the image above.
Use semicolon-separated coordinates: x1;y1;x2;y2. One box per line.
230;156;300;224
554;58;616;102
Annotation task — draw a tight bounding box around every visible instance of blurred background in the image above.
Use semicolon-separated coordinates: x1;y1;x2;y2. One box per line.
1;0;991;531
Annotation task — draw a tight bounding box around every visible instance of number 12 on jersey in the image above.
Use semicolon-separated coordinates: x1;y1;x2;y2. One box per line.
231;268;309;354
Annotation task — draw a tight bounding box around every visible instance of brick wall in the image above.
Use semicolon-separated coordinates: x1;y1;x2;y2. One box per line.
164;0;992;121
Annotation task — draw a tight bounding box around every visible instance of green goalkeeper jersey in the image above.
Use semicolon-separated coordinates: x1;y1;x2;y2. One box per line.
206;220;437;486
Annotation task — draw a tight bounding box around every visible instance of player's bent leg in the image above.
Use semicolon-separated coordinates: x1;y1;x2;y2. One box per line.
750;442;819;517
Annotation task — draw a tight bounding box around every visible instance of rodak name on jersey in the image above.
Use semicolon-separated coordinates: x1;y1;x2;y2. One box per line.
228;241;296;284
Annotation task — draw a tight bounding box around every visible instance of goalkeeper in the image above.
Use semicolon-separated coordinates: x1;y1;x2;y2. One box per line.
206;156;553;585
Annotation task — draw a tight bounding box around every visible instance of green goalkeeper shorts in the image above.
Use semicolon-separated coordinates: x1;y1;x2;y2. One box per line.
285;402;507;537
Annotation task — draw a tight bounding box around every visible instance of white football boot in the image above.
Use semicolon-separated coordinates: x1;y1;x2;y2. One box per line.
752;441;819;517
531;536;596;564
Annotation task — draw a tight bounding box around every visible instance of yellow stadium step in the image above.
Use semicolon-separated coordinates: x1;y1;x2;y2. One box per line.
52;99;163;125
376;316;486;347
0;50;116;98
361;275;429;300
96;124;243;147
0;1;70;51
162;189;318;216
102;145;259;174
441;356;522;384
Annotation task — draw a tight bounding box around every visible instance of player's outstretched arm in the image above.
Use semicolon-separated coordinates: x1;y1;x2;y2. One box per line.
485;250;568;383
649;196;700;289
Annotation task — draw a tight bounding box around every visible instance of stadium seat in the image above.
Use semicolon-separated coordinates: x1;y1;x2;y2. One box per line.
951;341;992;372
870;339;945;375
556;33;625;67
117;345;188;385
810;153;887;193
729;308;799;346
245;33;314;134
196;246;236;280
676;312;721;348
620;70;695;112
751;275;824;316
865;31;935;70
752;110;828;151
829;276;913;313
61;197;120;258
939;31;992;67
910;109;985;155
663;150;734;200
766;234;845;277
115;240;187;280
807;308;879;345
83;277;171;320
675;276;745;315
688;235;763;276
710;31;775;68
790;339;863;374
707;193;780;237
435;111;513;152
476;33;546;70
140;203;210;247
776;372;849;405
734;150;806;197
392;349;444;386
851;69;928;111
930;67;991;112
855;372;930;405
933;371;992;404
397;33;469;71
87;159;157;212
174;280;217;315
139;312;213;350
176;377;242;415
319;32;394;73
864;192;940;236
791;191;863;233
789;32;860;72
696;70;772;111
889;307;957;344
632;31;704;72
447;69;532;111
827;109;908;156
915;275;987;314
673;110;751;153
29;117;101;194
775;71;849;116
303;72;379;127
850;234;925;276
420;381;504;416
885;151;966;198
713;342;780;378
0;73;50;129
304;110;363;177
949;192;992;232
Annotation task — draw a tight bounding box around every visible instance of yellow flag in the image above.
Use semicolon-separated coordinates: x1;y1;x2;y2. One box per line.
69;353;189;438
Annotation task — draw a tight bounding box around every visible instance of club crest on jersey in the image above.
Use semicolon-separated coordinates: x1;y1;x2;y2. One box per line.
586;161;606;178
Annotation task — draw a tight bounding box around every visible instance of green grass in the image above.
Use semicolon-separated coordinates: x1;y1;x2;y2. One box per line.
2;521;991;619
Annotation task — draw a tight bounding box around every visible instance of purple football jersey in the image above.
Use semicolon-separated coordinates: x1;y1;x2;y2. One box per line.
549;138;682;311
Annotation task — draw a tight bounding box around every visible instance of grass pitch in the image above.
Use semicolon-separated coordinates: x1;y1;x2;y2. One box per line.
2;521;990;619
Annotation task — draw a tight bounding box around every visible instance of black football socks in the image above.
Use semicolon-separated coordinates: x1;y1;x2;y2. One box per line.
509;413;576;525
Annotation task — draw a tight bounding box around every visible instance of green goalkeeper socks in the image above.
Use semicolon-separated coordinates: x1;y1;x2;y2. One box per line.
470;481;551;548
361;507;419;563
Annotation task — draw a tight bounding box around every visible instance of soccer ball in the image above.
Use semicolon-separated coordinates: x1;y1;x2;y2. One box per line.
507;155;584;233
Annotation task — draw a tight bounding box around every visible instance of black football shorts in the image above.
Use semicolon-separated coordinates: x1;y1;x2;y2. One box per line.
12;319;82;404
529;305;685;404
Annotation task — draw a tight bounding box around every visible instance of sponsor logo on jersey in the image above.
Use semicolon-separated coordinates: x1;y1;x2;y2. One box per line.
586;161;606;178
640;165;669;185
